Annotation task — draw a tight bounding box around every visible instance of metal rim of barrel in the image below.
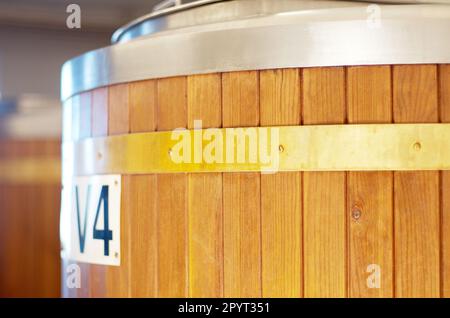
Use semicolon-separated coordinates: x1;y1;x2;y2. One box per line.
60;0;450;102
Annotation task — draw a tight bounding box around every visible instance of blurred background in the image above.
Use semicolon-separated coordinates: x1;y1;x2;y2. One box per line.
0;0;166;99
0;0;167;298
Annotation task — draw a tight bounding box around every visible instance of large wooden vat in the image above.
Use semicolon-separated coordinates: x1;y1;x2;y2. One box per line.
0;95;61;297
60;0;450;297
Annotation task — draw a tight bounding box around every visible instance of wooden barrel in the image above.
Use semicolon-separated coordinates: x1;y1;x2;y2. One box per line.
60;0;450;297
0;95;61;297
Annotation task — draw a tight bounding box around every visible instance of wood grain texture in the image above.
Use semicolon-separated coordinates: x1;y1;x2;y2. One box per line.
187;74;222;128
260;172;302;297
394;172;440;297
75;92;91;298
128;176;158;297
157;174;188;297
69;93;92;298
302;67;346;125
108;84;130;136
347;66;392;124
39;182;62;297
0;140;7;296
157;77;187;131
302;67;346;298
0;139;60;297
60;98;79;298
79;92;92;139
188;174;223;297
440;64;450;297
88;245;108;296
222;71;259;128
130;80;157;133
441;65;450;122
89;87;109;297
34;140;61;297
393;65;439;123
92;87;109;138
260;69;302;297
129;80;158;298
4;142;30;297
157;76;188;297
187;74;223;297
223;173;261;297
107;83;131;297
61;65;450;298
347;172;393;297
347;66;393;298
222;71;261;297
260;69;301;125
393;65;440;298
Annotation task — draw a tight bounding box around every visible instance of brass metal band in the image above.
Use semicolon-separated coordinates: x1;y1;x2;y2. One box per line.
63;124;450;177
0;158;61;184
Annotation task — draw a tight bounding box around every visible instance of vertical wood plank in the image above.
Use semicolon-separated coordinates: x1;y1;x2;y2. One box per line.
129;176;158;297
92;87;109;138
157;76;188;297
187;74;223;297
130;80;157;133
188;174;223;297
223;173;261;297
0;140;7;296
393;66;439;123
61;97;77;298
75;92;92;297
36;141;60;297
89;87;109;297
108;84;130;135
107;84;131;297
222;71;259;127
347;66;392;124
157;175;187;297
24;145;37;296
0;140;60;297
260;69;301;125
39;178;62;297
79;92;92;138
393;64;440;298
8;142;31;297
222;71;261;297
187;74;222;127
129;80;158;297
302;67;346;298
440;64;450;297
259;69;302;297
0;140;9;297
157;77;187;131
347;66;394;297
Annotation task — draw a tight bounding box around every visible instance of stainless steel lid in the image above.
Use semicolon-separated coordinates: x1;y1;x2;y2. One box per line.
61;0;450;101
112;0;450;44
0;95;61;138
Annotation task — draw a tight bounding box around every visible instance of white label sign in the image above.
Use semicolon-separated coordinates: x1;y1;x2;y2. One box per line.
61;175;121;266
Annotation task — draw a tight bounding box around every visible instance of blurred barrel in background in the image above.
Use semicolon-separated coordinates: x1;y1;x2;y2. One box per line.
0;95;61;297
